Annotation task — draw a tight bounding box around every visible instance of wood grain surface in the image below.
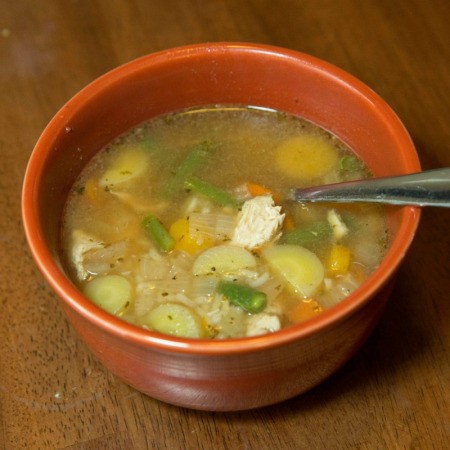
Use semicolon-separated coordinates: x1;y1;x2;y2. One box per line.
1;1;449;448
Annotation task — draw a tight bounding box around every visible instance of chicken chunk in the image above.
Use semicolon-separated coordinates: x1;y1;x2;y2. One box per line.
232;195;285;249
327;209;348;241
246;313;281;336
70;229;105;280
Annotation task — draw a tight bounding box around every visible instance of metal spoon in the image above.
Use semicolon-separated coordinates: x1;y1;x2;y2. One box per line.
291;168;450;207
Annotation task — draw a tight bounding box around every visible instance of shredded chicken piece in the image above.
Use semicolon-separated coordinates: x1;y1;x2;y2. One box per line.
232;195;285;249
71;229;104;280
327;209;348;240
246;313;281;336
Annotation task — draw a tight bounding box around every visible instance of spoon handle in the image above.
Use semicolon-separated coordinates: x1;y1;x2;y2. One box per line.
291;168;450;207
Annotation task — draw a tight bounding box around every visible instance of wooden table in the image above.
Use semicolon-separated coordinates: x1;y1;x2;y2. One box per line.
1;1;449;448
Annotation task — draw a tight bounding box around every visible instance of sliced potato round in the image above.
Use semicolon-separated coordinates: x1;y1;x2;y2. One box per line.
144;303;203;338
262;245;324;297
192;244;257;276
83;274;132;315
275;134;338;180
99;148;149;188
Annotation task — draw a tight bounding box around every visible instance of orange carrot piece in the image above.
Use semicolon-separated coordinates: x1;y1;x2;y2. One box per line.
246;182;281;203
288;299;323;323
283;214;295;231
247;182;272;197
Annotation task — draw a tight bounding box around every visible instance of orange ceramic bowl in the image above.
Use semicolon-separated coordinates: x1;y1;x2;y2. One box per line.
22;43;420;411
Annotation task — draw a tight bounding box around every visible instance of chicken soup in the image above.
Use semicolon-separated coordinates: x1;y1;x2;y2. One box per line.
61;106;388;338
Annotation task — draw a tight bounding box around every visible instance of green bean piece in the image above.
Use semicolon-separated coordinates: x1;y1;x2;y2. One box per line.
161;141;216;197
142;215;175;253
217;280;267;314
280;221;332;249
184;177;241;208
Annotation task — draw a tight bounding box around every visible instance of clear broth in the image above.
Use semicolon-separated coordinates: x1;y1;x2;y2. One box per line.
62;106;387;338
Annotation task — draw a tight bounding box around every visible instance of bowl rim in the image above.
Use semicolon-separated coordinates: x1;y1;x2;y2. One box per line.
22;42;421;355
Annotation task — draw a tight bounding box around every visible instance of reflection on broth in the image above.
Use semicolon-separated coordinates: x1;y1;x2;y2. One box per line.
61;106;388;338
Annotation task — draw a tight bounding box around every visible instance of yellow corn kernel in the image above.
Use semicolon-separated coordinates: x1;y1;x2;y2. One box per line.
169;218;214;255
327;244;351;276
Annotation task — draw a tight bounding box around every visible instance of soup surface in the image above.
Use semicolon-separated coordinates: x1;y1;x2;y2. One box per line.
62;106;387;338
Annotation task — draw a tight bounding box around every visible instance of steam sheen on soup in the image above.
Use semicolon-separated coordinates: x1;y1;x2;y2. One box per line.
62;106;387;338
